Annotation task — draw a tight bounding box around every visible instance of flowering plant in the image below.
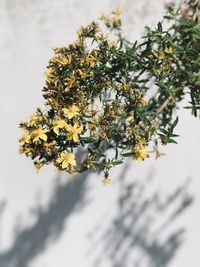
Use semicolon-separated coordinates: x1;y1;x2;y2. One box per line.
19;1;200;182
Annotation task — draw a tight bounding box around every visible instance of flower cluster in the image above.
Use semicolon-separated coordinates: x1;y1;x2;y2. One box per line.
19;3;200;182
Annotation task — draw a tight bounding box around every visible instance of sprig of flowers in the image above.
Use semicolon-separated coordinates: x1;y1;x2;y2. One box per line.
19;1;200;183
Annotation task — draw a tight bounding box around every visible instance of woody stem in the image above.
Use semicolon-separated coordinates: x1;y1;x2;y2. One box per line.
156;96;172;114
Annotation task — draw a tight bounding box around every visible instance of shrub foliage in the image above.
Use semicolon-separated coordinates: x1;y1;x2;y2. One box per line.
19;1;200;182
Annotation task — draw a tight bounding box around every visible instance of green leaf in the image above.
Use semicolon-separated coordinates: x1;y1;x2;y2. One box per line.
158;22;162;32
111;159;124;166
80;137;98;143
122;152;134;157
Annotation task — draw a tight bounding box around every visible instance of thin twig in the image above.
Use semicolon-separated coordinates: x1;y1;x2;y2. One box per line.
156;96;172;114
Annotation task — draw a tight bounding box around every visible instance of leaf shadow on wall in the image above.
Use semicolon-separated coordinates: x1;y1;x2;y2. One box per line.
0;170;89;267
87;164;194;267
0;162;194;267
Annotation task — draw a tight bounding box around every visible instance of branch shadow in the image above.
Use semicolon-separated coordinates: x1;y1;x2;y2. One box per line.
0;163;194;267
0;171;89;267
88;165;194;267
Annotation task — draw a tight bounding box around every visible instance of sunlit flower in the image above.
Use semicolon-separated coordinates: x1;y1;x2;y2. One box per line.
19;131;31;145
126;111;134;122
65;75;77;89
56;152;76;169
98;12;106;20
53;119;67;135
113;7;121;18
164;47;176;59
44;141;57;152
52;54;72;65
164;47;174;54
117;107;124;114
121;83;130;93
133;145;149;162
112;7;121;26
101;178;112;185
84;155;95;169
73;40;83;47
63;105;79;119
19;146;33;156
156;50;165;60
66;122;83;142
85;52;98;67
28;114;38;126
76;26;84;37
88;117;98;133
139;96;149;106
32;126;48;143
110;40;118;47
78;69;93;79
44;68;53;77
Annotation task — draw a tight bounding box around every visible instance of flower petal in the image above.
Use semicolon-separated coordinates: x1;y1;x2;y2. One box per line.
40;134;47;141
62;160;68;169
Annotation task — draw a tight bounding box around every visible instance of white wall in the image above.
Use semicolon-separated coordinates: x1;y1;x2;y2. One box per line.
0;1;200;267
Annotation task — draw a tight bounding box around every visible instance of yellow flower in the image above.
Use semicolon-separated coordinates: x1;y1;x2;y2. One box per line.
44;68;53;78
94;33;105;41
73;40;83;47
56;152;76;169
78;69;93;78
88;117;98;133
164;47;176;59
53;119;67;135
52;54;72;65
32;126;48;143
164;47;174;54
62;105;79;119
118;107;124;114
98;12;106;20
66;122;83;142
76;26;84;37
126;111;134;122
139;96;149;106
19;131;31;145
110;40;118;48
44;68;54;84
44;141;57;152
156;50;165;60
121;83;130;93
19;146;33;156
44;68;54;83
101;178;112;185
100;131;108;140
84;155;95;169
113;7;121;18
85;52;98;67
65;75;77;89
46;98;59;109
28;114;38;126
133;145;149;162
112;7;121;26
